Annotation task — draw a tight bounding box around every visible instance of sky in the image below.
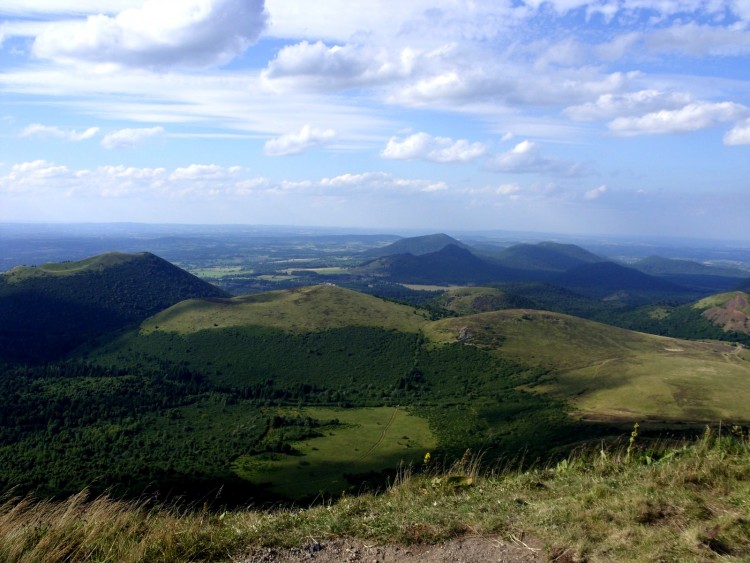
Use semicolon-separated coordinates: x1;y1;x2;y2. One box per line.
1;0;749;240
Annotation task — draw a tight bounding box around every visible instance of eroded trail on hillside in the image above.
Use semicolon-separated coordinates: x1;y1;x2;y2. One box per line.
235;536;546;562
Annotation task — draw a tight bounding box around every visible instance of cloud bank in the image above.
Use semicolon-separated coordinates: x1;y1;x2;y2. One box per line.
31;0;267;69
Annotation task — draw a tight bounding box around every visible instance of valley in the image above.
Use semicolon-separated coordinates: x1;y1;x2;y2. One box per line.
1;224;750;506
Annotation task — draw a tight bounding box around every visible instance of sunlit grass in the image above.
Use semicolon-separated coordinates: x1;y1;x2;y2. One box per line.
3;431;749;562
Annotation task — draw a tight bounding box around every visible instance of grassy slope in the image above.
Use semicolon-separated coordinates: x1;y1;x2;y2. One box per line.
438;286;535;315
232;407;436;498
93;286;750;424
139;284;428;334
426;309;750;422
3;433;749;562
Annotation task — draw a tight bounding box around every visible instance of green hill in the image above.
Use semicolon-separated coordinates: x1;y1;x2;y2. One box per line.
360;233;468;260
0;252;227;363
631;256;748;292
693;291;750;336
139;284;427;335
437;286;536;315
551;261;692;303
426;309;750;423
489;241;603;273
356;245;514;284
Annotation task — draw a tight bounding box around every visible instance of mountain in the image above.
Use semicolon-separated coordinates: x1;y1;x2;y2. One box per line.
631;255;749;292
0;252;227;363
489;241;604;273
737;278;750;291
360;233;469;260
356;244;513;284
692;291;750;336
551;261;690;302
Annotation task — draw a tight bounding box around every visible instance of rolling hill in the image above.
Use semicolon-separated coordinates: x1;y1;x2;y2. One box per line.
693;291;750;336
6;280;750;502
0;252;227;363
359;233;468;260
92;283;750;425
488;241;604;273
631;255;748;292
551;261;692;303
355;244;514;284
426;308;750;422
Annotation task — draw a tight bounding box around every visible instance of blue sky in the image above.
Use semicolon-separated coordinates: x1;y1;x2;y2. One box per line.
1;0;749;239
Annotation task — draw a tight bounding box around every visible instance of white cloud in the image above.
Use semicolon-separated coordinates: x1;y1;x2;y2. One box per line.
20;123;99;141
485;140;586;176
584;185;607;200
0;161;449;199
20;124;66;139
264;124;336;156
724;118;750;145
645;23;750;57
565;90;693;121
31;0;267;69
608;102;747;135
319;172;448;193
381;132;486;163
101;126;165;149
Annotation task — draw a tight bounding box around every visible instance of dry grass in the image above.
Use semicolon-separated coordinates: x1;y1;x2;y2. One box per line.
2;431;750;562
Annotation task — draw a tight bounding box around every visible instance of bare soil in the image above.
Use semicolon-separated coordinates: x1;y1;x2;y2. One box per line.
235;536;547;562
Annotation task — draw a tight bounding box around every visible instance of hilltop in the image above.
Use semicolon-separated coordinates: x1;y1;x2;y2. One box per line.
694;291;750;336
0;252;227;362
356;244;514;284
488;241;604;274
359;233;468;260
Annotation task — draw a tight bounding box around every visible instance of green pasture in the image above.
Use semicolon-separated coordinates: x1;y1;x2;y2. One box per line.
139;285;428;334
232;407;435;498
188;266;250;278
427;309;750;423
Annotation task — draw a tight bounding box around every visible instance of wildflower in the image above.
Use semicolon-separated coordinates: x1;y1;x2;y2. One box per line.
423;452;431;464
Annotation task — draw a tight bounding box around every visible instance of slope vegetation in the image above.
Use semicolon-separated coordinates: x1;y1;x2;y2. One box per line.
694;291;750;335
0;252;227;362
140;284;427;335
426;309;750;422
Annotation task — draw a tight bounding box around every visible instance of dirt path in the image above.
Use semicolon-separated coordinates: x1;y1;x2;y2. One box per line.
235;535;547;562
357;407;399;462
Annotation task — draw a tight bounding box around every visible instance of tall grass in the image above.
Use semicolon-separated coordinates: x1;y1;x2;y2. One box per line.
2;430;749;562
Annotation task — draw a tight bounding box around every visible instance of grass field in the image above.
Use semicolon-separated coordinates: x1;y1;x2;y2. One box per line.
139;285;428;334
232;407;435;498
427;309;750;422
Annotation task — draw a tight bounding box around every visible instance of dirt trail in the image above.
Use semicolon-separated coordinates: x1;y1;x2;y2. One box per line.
235;535;547;562
357;407;399;462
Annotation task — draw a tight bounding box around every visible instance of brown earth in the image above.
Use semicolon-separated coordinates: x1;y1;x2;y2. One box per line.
235;536;547;563
702;293;750;334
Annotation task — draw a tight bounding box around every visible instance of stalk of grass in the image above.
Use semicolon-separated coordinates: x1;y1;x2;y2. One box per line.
2;432;749;562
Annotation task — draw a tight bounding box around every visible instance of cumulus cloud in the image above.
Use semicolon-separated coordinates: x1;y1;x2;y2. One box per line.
485;140;586;176
565;90;693;121
264;124;336;156
724;118;750;145
262;40;422;91
608;102;747;135
101;127;165;149
20;123;99;141
31;0;267;69
0;160;448;198
381;132;486;163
